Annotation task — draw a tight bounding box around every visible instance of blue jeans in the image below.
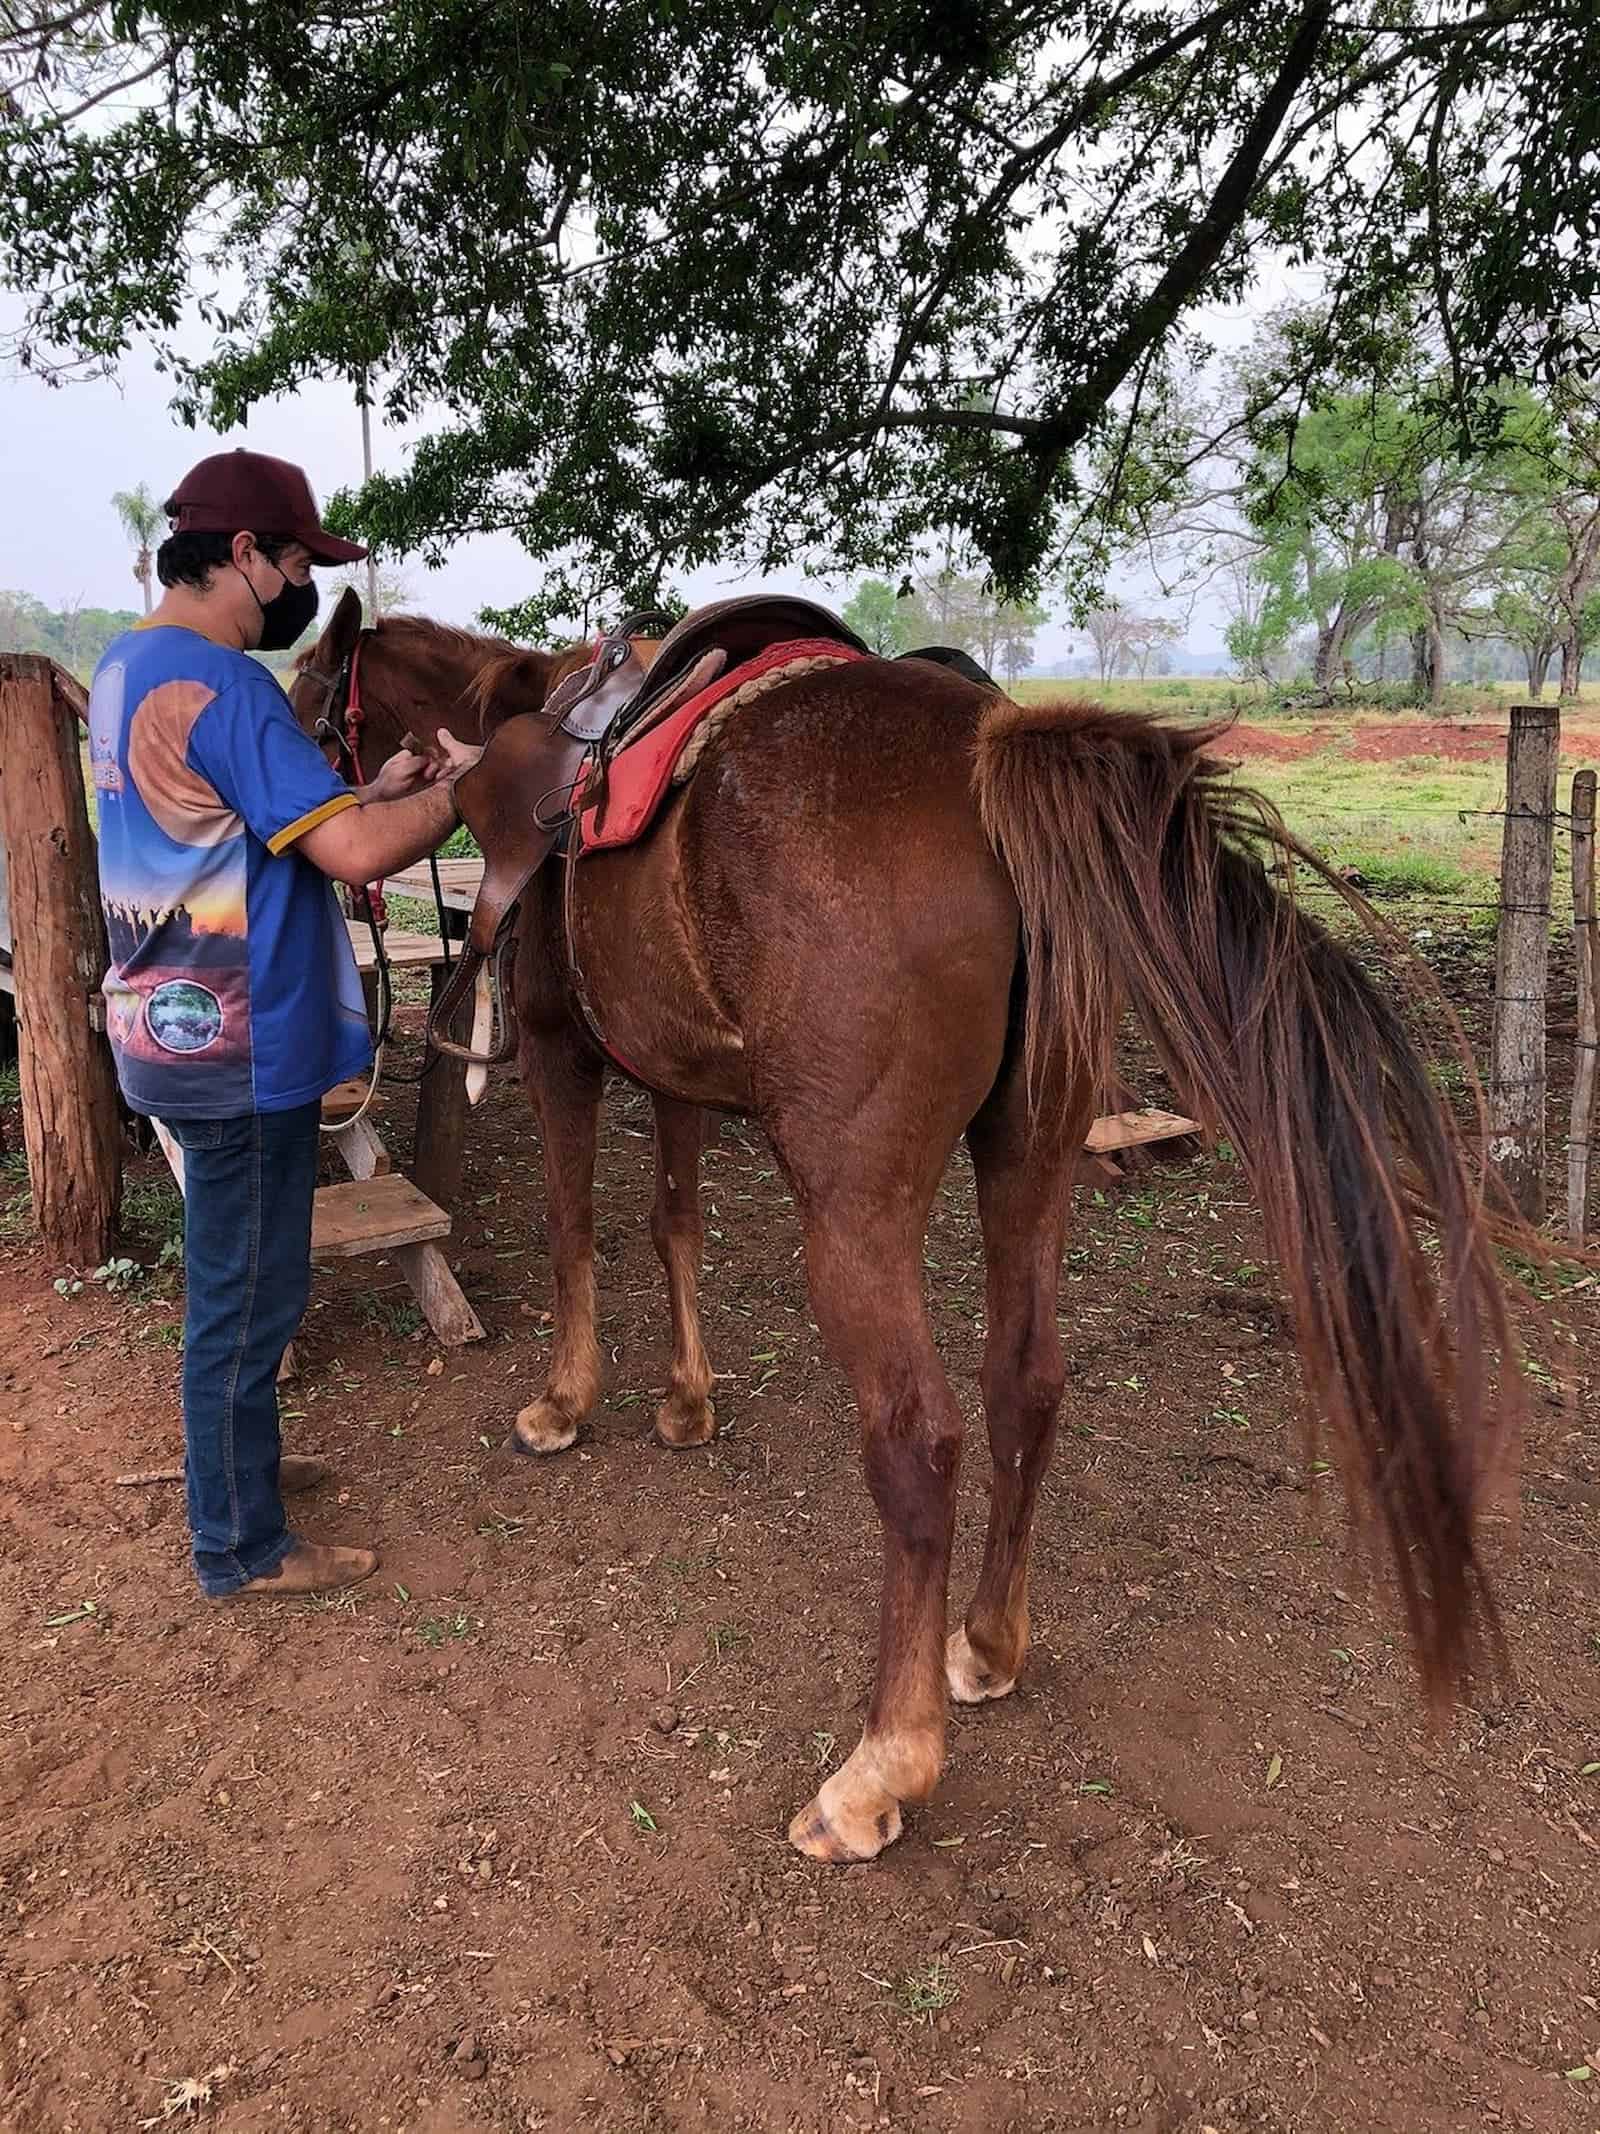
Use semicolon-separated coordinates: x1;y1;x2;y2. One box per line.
160;1104;320;1595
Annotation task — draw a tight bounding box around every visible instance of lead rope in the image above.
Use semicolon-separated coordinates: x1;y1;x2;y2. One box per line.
319;637;390;1136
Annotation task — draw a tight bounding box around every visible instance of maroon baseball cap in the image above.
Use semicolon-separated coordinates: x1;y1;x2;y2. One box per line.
164;448;368;564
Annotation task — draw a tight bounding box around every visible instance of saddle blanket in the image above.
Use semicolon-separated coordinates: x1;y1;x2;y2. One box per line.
574;637;866;855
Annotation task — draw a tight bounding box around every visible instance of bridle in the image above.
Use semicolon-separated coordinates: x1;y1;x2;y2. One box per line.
297;631;368;782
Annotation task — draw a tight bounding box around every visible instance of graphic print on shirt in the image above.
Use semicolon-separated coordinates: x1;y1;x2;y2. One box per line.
92;663;255;1113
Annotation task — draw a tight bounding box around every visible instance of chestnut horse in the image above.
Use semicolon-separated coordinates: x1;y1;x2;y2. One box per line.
291;591;1517;1864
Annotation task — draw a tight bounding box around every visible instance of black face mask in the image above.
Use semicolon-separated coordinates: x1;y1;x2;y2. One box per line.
240;554;319;652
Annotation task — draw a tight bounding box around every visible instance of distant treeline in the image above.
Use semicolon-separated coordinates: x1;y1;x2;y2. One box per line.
0;590;298;681
0;590;140;677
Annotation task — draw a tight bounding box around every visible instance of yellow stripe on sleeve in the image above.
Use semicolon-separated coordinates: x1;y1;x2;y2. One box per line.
266;790;359;856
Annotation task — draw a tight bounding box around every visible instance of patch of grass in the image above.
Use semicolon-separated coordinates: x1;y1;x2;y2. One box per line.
707;1621;748;1662
357;1291;424;1339
476;1511;526;1542
416;1607;478;1647
121;1179;184;1253
0;1061;20;1107
0;1171;31;1241
1337;849;1473;898
892;1957;960;2024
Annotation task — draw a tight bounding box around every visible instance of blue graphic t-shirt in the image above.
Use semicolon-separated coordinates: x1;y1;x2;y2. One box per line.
89;625;373;1119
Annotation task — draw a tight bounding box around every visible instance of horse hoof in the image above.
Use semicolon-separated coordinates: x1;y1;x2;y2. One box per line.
945;1627;1017;1705
654;1393;716;1449
788;1793;901;1864
508;1402;579;1457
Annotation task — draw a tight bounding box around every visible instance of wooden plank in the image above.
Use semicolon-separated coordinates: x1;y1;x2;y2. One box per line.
330;1111;392;1179
1491;702;1560;1221
310;1174;452;1257
0;654;122;1263
1085;1107;1201;1154
320;1076;374;1122
344;921;449;971
385;857;483;913
394;1240;485;1345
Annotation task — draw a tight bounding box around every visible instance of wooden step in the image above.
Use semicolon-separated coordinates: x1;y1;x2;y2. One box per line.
1085;1106;1201;1154
310;1174;451;1258
345;921;449;971
320;1076;374;1123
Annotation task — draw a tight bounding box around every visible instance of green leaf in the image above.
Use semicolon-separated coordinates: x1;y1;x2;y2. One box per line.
629;1799;659;1833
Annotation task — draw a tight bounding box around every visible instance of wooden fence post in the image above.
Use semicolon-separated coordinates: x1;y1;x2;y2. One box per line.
0;655;121;1264
1569;770;1599;1240
1490;701;1560;1224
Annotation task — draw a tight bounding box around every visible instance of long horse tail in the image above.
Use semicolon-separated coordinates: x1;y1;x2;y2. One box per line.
972;697;1519;1703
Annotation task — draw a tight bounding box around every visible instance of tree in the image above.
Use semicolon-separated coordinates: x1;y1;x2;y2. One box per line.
1082;608;1146;686
842;578;916;657
328;562;414;618
1235;387;1419;700
1123;615;1184;682
0;591;139;672
5;4;1600;630
111;482;161;616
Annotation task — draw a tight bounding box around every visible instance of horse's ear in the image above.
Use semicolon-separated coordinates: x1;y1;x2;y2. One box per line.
327;585;364;656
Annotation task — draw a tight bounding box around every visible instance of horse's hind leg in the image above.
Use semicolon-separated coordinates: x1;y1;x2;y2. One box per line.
650;1096;716;1448
946;1053;1086;1703
510;1025;605;1455
785;1189;965;1863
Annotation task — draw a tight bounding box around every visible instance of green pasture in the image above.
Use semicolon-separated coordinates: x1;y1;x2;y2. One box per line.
1014;682;1600;920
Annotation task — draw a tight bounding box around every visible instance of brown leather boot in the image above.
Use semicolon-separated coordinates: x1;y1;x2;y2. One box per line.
279;1454;329;1495
220;1539;378;1601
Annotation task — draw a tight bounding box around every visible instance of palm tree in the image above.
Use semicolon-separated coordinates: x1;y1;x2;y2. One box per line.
111;483;163;615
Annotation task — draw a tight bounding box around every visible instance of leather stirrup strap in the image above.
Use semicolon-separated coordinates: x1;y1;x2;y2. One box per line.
423;716;592;1065
428;927;523;1065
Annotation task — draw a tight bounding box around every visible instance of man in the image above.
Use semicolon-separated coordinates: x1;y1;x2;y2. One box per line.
89;448;481;1601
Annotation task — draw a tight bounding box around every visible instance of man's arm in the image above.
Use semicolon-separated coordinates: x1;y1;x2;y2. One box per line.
296;778;464;888
296;734;482;886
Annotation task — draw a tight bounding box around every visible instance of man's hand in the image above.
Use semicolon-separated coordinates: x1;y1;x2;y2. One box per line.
362;733;482;806
299;729;487;889
434;732;483;784
362;746;438;805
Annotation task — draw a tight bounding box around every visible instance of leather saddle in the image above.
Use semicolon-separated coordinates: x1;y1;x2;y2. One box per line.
427;594;872;1064
546;593;871;755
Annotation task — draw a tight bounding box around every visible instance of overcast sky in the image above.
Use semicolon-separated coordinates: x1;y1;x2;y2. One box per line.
0;298;1229;662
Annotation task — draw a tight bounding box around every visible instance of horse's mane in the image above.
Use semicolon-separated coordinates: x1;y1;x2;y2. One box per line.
373;612;522;664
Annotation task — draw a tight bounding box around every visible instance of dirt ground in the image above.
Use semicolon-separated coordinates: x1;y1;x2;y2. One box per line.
1226;716;1600;767
3;945;1599;2134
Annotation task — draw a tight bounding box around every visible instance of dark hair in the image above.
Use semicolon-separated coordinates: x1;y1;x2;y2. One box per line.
154;528;290;590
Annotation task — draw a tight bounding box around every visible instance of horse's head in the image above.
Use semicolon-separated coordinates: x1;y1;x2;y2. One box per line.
287;589;565;780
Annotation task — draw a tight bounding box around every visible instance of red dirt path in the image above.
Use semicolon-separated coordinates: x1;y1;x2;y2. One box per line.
1224;716;1600;766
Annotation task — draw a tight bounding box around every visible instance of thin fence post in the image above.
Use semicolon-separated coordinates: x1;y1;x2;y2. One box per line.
1569;769;1599;1240
0;654;121;1264
1490;700;1560;1224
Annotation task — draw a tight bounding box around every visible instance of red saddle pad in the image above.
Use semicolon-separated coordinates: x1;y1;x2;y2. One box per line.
574;638;866;854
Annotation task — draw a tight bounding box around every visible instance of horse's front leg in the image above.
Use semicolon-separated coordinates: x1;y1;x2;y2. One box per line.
510;1023;604;1455
650;1097;717;1448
